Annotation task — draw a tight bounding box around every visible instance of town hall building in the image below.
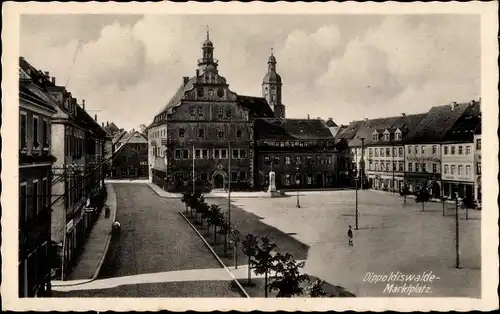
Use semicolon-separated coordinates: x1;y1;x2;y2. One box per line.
147;31;337;192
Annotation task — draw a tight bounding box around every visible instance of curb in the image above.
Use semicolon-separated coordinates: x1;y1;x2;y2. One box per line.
52;184;117;288
92;183;117;280
179;212;250;298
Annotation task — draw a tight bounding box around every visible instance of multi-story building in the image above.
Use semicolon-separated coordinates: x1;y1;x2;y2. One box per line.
473;129;481;205
254;118;337;190
18;64;57;297
334;120;364;186
404;102;472;198
20;58;109;280
349;113;425;192
111;130;149;178
441;100;481;200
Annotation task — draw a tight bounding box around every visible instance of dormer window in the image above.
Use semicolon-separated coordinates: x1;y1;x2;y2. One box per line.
395;129;402;140
372;131;379;142
383;130;390;141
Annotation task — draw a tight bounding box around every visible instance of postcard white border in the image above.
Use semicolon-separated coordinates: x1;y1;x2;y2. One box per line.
2;1;498;311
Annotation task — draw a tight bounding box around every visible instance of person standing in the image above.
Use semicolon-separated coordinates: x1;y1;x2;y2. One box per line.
347;225;354;246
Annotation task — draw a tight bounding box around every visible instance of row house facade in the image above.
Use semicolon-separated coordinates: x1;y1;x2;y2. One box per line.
333;120;364;186
348;114;425;192
20;57;110;281
111;130;149;179
441;101;481;201
254;118;337;190
18;65;57;297
473;131;481;205
404;101;478;199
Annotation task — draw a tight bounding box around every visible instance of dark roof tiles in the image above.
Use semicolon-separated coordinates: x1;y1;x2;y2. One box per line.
255;118;334;141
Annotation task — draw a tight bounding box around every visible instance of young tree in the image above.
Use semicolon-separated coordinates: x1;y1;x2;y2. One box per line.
218;217;231;257
269;252;309;298
416;186;431;212
241;233;259;286
253;236;278;298
197;200;210;228
208;204;223;244
306;279;328;297
181;190;192;214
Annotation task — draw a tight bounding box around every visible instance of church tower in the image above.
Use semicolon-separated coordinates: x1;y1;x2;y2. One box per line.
262;49;285;119
198;27;218;73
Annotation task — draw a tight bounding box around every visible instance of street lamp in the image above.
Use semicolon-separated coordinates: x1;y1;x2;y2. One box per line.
454;188;461;269
295;168;301;208
355;174;359;230
359;137;366;190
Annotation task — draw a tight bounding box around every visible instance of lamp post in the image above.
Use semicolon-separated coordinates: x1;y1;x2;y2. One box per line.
355;174;359;230
359;137;365;190
228;141;232;227
295;168;300;208
454;187;461;269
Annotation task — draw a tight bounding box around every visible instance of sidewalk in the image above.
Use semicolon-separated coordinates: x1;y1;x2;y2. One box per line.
148;183;183;198
52;184;117;286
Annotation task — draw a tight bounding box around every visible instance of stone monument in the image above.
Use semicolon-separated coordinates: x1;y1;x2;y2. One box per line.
266;170;281;197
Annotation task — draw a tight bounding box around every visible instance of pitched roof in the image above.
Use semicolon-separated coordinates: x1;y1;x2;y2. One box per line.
106;122;120;134
155;76;197;118
237;95;275;118
112;130;128;146
255;118;334;141
334;120;364;143
112;131;148;158
325;118;338;127
404;102;471;144
442;100;481;143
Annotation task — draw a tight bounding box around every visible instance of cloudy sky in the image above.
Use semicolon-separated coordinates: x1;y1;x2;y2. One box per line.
20;14;480;131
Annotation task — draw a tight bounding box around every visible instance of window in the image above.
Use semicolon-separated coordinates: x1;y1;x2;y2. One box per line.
20;183;27;225
375;162;379;171
381;163;385;171
458;146;463;155
477;162;481;174
232;149;238;159
296;156;301;164
182;149;189;159
217;129;224;139
218;108;224;118
392;162;396;171
444;165;449;174
190;107;196;116
422;163;427;173
466;165;471;176
408;163;413;172
198;129;204;138
369;148;373;157
214;149;220;159
386;162;390;171
240;171;247;180
42;178;47;211
380;149;385;157
372;132;379;141
231;172;238;181
386;148;390;156
432;164;437;173
274;156;280;165
202;149;208;159
399;147;403;156
466;146;471;155
198;107;203;117
451;146;455;155
432;145;437;154
421;146;425;154
33;115;39;148
32;180;39;217
20;112;27;149
239;149;246;159
285;156;291;165
415;163;420;172
264;156;270;162
444;146;448;155
226;109;232;119
451;165;456;175
476;139;481;150
414;146;418;154
195;149;201;159
374;148;379;157
41;118;49;148
395;131;402;140
369;161;373;170
458;165;463;175
236;130;242;138
179;129;185;138
408;146;412;154
221;149;227;159
399;162;404;172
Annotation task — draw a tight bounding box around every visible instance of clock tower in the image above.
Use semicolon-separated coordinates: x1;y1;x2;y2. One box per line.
262;49;285;119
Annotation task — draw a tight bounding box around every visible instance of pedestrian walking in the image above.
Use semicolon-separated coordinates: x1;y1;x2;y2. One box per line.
347;225;353;246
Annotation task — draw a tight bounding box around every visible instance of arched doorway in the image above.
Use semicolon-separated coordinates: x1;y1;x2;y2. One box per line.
212;171;227;189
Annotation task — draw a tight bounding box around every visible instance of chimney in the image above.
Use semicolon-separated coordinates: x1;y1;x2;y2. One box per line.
328;117;333;122
44;71;49;78
95;114;97;121
450;101;458;111
183;76;189;86
107;121;109;127
196;69;200;77
51;77;56;84
364;118;368;121
401;113;406;117
307;114;310;119
102;122;104;127
82;99;86;110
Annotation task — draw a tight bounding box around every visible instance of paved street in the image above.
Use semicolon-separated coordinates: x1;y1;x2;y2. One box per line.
210;190;481;298
52;183;241;297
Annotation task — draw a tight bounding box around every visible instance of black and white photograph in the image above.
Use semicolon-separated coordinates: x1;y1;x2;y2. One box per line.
2;2;498;312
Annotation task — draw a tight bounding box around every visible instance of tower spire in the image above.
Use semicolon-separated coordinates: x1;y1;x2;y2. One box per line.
206;25;210;40
271;47;273;56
